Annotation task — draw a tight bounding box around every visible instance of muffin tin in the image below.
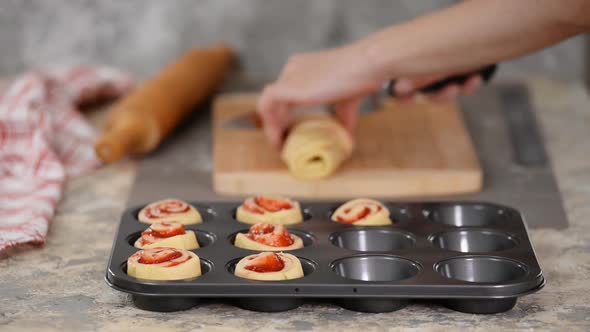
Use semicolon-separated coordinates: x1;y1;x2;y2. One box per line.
105;201;544;314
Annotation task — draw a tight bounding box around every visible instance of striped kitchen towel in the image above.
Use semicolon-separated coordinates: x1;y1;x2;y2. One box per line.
0;66;132;253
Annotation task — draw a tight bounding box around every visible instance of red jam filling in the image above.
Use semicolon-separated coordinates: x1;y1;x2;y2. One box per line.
244;253;285;273
254;196;293;212
165;255;192;267
145;200;190;218
139;222;185;245
246;223;295;247
243;200;264;214
137;248;183;264
335;204;381;224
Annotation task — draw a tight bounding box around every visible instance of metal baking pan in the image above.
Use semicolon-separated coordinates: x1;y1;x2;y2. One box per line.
105;201;544;314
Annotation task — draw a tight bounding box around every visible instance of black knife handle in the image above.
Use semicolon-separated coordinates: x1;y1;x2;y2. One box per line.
387;64;497;96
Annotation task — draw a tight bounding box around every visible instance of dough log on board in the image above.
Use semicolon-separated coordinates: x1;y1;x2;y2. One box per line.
281;115;353;180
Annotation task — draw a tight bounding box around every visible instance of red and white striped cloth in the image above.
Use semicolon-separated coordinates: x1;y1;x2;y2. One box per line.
0;66;132;253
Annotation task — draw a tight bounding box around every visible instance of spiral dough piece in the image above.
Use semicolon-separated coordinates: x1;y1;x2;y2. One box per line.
138;199;202;224
127;248;201;281
234;252;304;281
234;222;304;251
331;198;392;226
236;196;303;225
134;222;199;250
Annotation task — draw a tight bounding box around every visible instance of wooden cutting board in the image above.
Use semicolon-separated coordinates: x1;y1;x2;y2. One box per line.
213;93;482;198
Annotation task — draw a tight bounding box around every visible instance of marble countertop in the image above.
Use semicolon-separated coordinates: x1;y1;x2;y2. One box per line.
1;78;590;332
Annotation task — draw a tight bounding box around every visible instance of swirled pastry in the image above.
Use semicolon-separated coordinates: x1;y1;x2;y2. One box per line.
281;115;353;180
134;222;199;250
236;196;303;225
138;199;202;224
234;252;304;281
331;198;392;226
127;248;201;281
234;222;304;251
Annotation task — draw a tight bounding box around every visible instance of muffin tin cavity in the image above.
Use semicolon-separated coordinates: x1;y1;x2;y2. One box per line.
229;229;314;249
435;257;527;283
331;255;420;282
425;203;507;227
330;229;415;252
107;201;544;315
429;229;518;253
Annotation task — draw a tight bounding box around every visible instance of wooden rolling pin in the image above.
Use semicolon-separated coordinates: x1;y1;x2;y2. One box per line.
95;44;234;163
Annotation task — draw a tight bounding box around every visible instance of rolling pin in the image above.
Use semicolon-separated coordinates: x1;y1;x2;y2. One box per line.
95;44;234;163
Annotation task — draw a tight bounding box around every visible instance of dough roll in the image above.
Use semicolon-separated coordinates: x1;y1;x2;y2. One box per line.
281;115;353;180
331;198;392;226
234;222;304;251
236;196;303;225
134;222;199;250
138;199;202;225
127;248;201;281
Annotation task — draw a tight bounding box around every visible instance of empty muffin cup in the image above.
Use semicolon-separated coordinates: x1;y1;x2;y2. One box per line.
435;257;527;283
426;203;507;227
330;229;415;252
331;255;420;282
430;229;518;253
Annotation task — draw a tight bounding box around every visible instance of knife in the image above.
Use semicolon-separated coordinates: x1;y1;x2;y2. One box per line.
222;64;497;129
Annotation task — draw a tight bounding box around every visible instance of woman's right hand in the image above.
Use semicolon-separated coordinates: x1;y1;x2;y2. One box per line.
257;45;482;148
257;45;383;148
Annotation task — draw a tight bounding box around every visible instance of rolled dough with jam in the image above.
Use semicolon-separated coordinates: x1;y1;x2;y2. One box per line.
234;252;304;281
236;196;303;225
138;199;202;225
234;223;304;251
134;222;199;250
281;114;353;180
331;198;392;226
127;248;201;281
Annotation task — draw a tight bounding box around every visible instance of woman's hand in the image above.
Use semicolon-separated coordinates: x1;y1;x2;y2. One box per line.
257;46;481;148
257;45;382;148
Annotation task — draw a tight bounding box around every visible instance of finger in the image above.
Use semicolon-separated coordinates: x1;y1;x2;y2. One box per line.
334;97;361;136
461;75;483;95
258;86;290;148
430;84;461;102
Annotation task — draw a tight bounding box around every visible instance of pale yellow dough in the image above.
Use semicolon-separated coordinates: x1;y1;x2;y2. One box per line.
234;233;304;251
234;252;304;281
134;231;199;250
236;197;303;225
331;198;392;226
138;199;202;225
127;249;201;281
281;114;353;180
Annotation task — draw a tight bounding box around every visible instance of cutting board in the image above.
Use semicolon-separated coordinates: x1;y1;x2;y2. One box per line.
213;93;482;198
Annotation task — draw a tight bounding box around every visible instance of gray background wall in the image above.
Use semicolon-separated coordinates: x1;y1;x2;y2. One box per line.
0;0;587;82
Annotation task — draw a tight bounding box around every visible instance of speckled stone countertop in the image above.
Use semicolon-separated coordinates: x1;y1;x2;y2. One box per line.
1;78;589;332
